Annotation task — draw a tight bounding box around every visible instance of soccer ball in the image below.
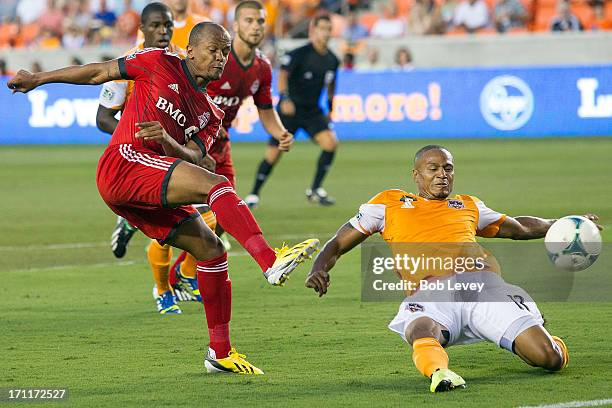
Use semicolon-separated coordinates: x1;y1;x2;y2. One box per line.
544;215;602;272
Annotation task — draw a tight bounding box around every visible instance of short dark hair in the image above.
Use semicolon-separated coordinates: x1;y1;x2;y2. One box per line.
311;13;332;27
189;21;229;46
414;145;449;165
141;2;172;25
235;0;264;19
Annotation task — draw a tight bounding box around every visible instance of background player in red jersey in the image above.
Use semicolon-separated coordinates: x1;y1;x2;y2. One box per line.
8;22;319;375
167;0;295;298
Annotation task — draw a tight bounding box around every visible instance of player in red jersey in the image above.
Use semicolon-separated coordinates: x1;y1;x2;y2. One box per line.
167;0;293;296
8;22;319;375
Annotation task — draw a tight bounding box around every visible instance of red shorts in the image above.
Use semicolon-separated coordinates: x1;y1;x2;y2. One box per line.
96;144;199;243
209;138;235;188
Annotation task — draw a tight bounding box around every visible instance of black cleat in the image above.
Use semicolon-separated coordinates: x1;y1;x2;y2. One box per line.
306;188;335;206
110;217;138;258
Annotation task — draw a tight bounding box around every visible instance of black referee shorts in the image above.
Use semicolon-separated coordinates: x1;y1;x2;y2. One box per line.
269;107;332;146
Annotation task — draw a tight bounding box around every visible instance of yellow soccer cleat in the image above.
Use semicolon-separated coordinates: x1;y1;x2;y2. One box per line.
430;368;466;393
264;239;320;286
204;348;264;375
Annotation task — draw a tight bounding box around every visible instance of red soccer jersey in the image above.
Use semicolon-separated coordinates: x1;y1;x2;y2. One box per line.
207;48;273;131
111;48;224;155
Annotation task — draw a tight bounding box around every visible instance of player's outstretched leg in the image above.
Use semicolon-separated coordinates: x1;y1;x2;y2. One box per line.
167;215;262;374
406;317;466;393
110;216;138;258
513;326;568;371
307;130;338;206
246;144;282;209
165;161;319;286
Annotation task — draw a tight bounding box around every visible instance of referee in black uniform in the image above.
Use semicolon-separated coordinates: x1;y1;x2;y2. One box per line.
245;13;340;207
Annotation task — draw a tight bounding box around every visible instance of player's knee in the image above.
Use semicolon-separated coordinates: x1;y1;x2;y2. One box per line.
405;317;443;345
265;149;281;164
192;235;225;261
207;174;230;189
318;133;338;151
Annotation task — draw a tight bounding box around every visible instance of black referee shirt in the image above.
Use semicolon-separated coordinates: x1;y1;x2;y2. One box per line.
280;42;340;110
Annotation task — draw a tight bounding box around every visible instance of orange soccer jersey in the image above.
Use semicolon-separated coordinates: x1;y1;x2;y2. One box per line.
350;189;506;243
350;189;507;287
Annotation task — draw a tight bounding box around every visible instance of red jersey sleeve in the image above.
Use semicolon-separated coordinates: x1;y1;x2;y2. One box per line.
118;48;165;81
253;59;273;109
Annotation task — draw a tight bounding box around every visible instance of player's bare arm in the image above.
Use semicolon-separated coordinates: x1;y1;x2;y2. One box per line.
135;121;203;164
278;69;295;116
7;60;122;94
495;213;601;239
258;107;293;151
96;106;121;135
306;223;368;297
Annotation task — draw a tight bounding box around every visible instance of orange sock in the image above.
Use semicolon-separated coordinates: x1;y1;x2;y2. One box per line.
552;336;569;369
201;209;217;231
180;253;198;279
147;240;173;295
412;337;449;378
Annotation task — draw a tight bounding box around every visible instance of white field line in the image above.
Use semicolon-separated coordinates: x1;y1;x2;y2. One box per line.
8;260;137;273
517;399;612;408
0;233;327;252
5;250;251;273
0;242;107;251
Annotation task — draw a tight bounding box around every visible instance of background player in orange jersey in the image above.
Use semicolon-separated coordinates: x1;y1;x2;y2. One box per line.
306;144;601;392
136;0;209;50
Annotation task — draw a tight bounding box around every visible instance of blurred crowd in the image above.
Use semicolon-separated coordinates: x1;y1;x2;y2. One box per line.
0;0;610;74
1;0;610;49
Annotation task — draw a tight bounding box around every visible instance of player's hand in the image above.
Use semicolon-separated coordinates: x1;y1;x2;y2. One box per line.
305;269;330;297
7;70;38;94
200;154;216;172
583;213;603;230
135;121;170;144
276;131;294;152
280;99;295;116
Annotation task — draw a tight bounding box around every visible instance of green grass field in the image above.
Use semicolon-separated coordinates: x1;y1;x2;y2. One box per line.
1;138;611;407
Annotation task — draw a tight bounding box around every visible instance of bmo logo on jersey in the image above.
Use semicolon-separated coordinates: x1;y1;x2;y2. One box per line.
479;75;534;131
212;95;241;107
155;96;200;141
155;96;189;127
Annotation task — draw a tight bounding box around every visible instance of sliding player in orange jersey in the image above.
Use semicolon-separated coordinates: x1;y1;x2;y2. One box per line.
306;145;601;392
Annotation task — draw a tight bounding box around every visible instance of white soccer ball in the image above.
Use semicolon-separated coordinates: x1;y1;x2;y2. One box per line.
544;215;602;272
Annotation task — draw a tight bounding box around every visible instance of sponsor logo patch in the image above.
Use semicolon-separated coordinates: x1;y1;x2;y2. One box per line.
198;112;210;129
447;199;464;209
400;195;416;208
250;79;260;94
406;303;424;313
